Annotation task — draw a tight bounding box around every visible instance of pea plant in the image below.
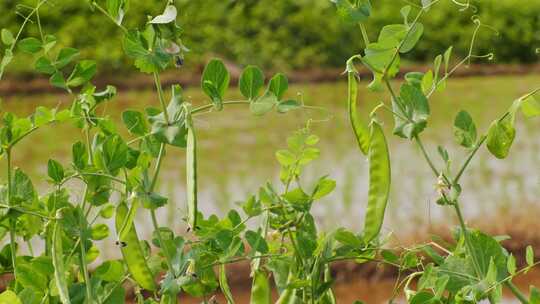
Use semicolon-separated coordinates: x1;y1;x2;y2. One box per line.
0;1;539;304
334;0;540;303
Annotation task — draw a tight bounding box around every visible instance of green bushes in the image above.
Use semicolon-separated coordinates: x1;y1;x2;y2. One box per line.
1;0;539;75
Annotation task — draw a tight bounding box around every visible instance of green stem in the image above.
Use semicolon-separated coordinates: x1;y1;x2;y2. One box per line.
192;101;250;115
153;72;170;124
79;187;93;303
150;210;175;274
6;149;17;279
505;281;529;304
453;135;487;184
92;2;128;33
358;23;370;46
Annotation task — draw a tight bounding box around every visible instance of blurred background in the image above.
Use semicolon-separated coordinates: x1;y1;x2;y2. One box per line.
1;0;539;302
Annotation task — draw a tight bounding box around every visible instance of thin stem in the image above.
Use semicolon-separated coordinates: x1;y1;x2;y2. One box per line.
150;210;175;274
0;0;48;80
153;72;170;124
358;23;370;46
414;135;439;177
6;149;17;279
92;2;128;33
453;135;487;184
78;187;93;303
150;143;166;191
192;101;250;115
452;202;482;277
504;281;529;304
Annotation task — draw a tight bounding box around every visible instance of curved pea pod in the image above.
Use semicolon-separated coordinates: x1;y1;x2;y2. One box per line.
363;121;391;242
186;109;198;229
219;264;235;304
276;273;300;304
250;270;271;304
52;220;71;304
115;202;157;291
348;71;370;155
159;293;177;304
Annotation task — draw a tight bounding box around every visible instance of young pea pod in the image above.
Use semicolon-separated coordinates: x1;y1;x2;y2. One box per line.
52;220;71;304
276;273;300;304
115;202;157;291
363;121;391;242
219;264;235;304
348;71;370;155
186;107;198;229
250;270;271;304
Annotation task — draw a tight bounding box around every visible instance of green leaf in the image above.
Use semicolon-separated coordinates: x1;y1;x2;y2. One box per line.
149;5;177;24
507;254;516;275
276;149;296;166
245;230;269;254
268;73;288;100
35;57;55;74
486;115;515;159
393;83;430;139
521;94;540;118
50;71;67;90
18;37;42;53
332;0;371;23
96;135;128;174
47;159;64;183
527;245;535;267
334;228;362;247
0;290;22;304
400;23;424;53
100;204;115;219
410;291;433;304
122;110;148;136
530;286;540;304
312;177;336;200
55;47;80;69
91;223;110;240
202;59;230;110
95;260;125;282
421;69;433;94
1;29;14;46
12;169;36;205
239;65;264;100
361;39;400;77
453;110;477;148
67;60;97;87
72;141;88;170
34;106;54;126
106;0;128;25
250;92;277;116
0;49;14;75
276;99;301;113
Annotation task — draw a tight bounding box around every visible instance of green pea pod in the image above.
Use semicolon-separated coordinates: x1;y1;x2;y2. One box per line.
363;121;391;242
348;71;370;155
276;273;300;304
117;197;140;241
115;202;157;291
250;270;271;304
52;221;71;304
219;264;235;304
320;265;337;304
186;109;198;229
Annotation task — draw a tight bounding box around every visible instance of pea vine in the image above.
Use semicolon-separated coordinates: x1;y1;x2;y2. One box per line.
0;1;538;304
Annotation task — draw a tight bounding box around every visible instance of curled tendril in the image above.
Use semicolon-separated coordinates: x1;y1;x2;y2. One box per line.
450;0;471;11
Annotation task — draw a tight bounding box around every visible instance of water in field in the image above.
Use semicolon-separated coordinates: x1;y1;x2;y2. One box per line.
2;74;540;254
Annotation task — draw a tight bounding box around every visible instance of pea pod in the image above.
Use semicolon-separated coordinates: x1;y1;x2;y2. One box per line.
363;121;391;242
276;273;300;304
250;270;271;304
348;71;370;155
219;264;235;304
52;220;71;304
186;108;198;229
117;197;140;241
115;202;157;291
